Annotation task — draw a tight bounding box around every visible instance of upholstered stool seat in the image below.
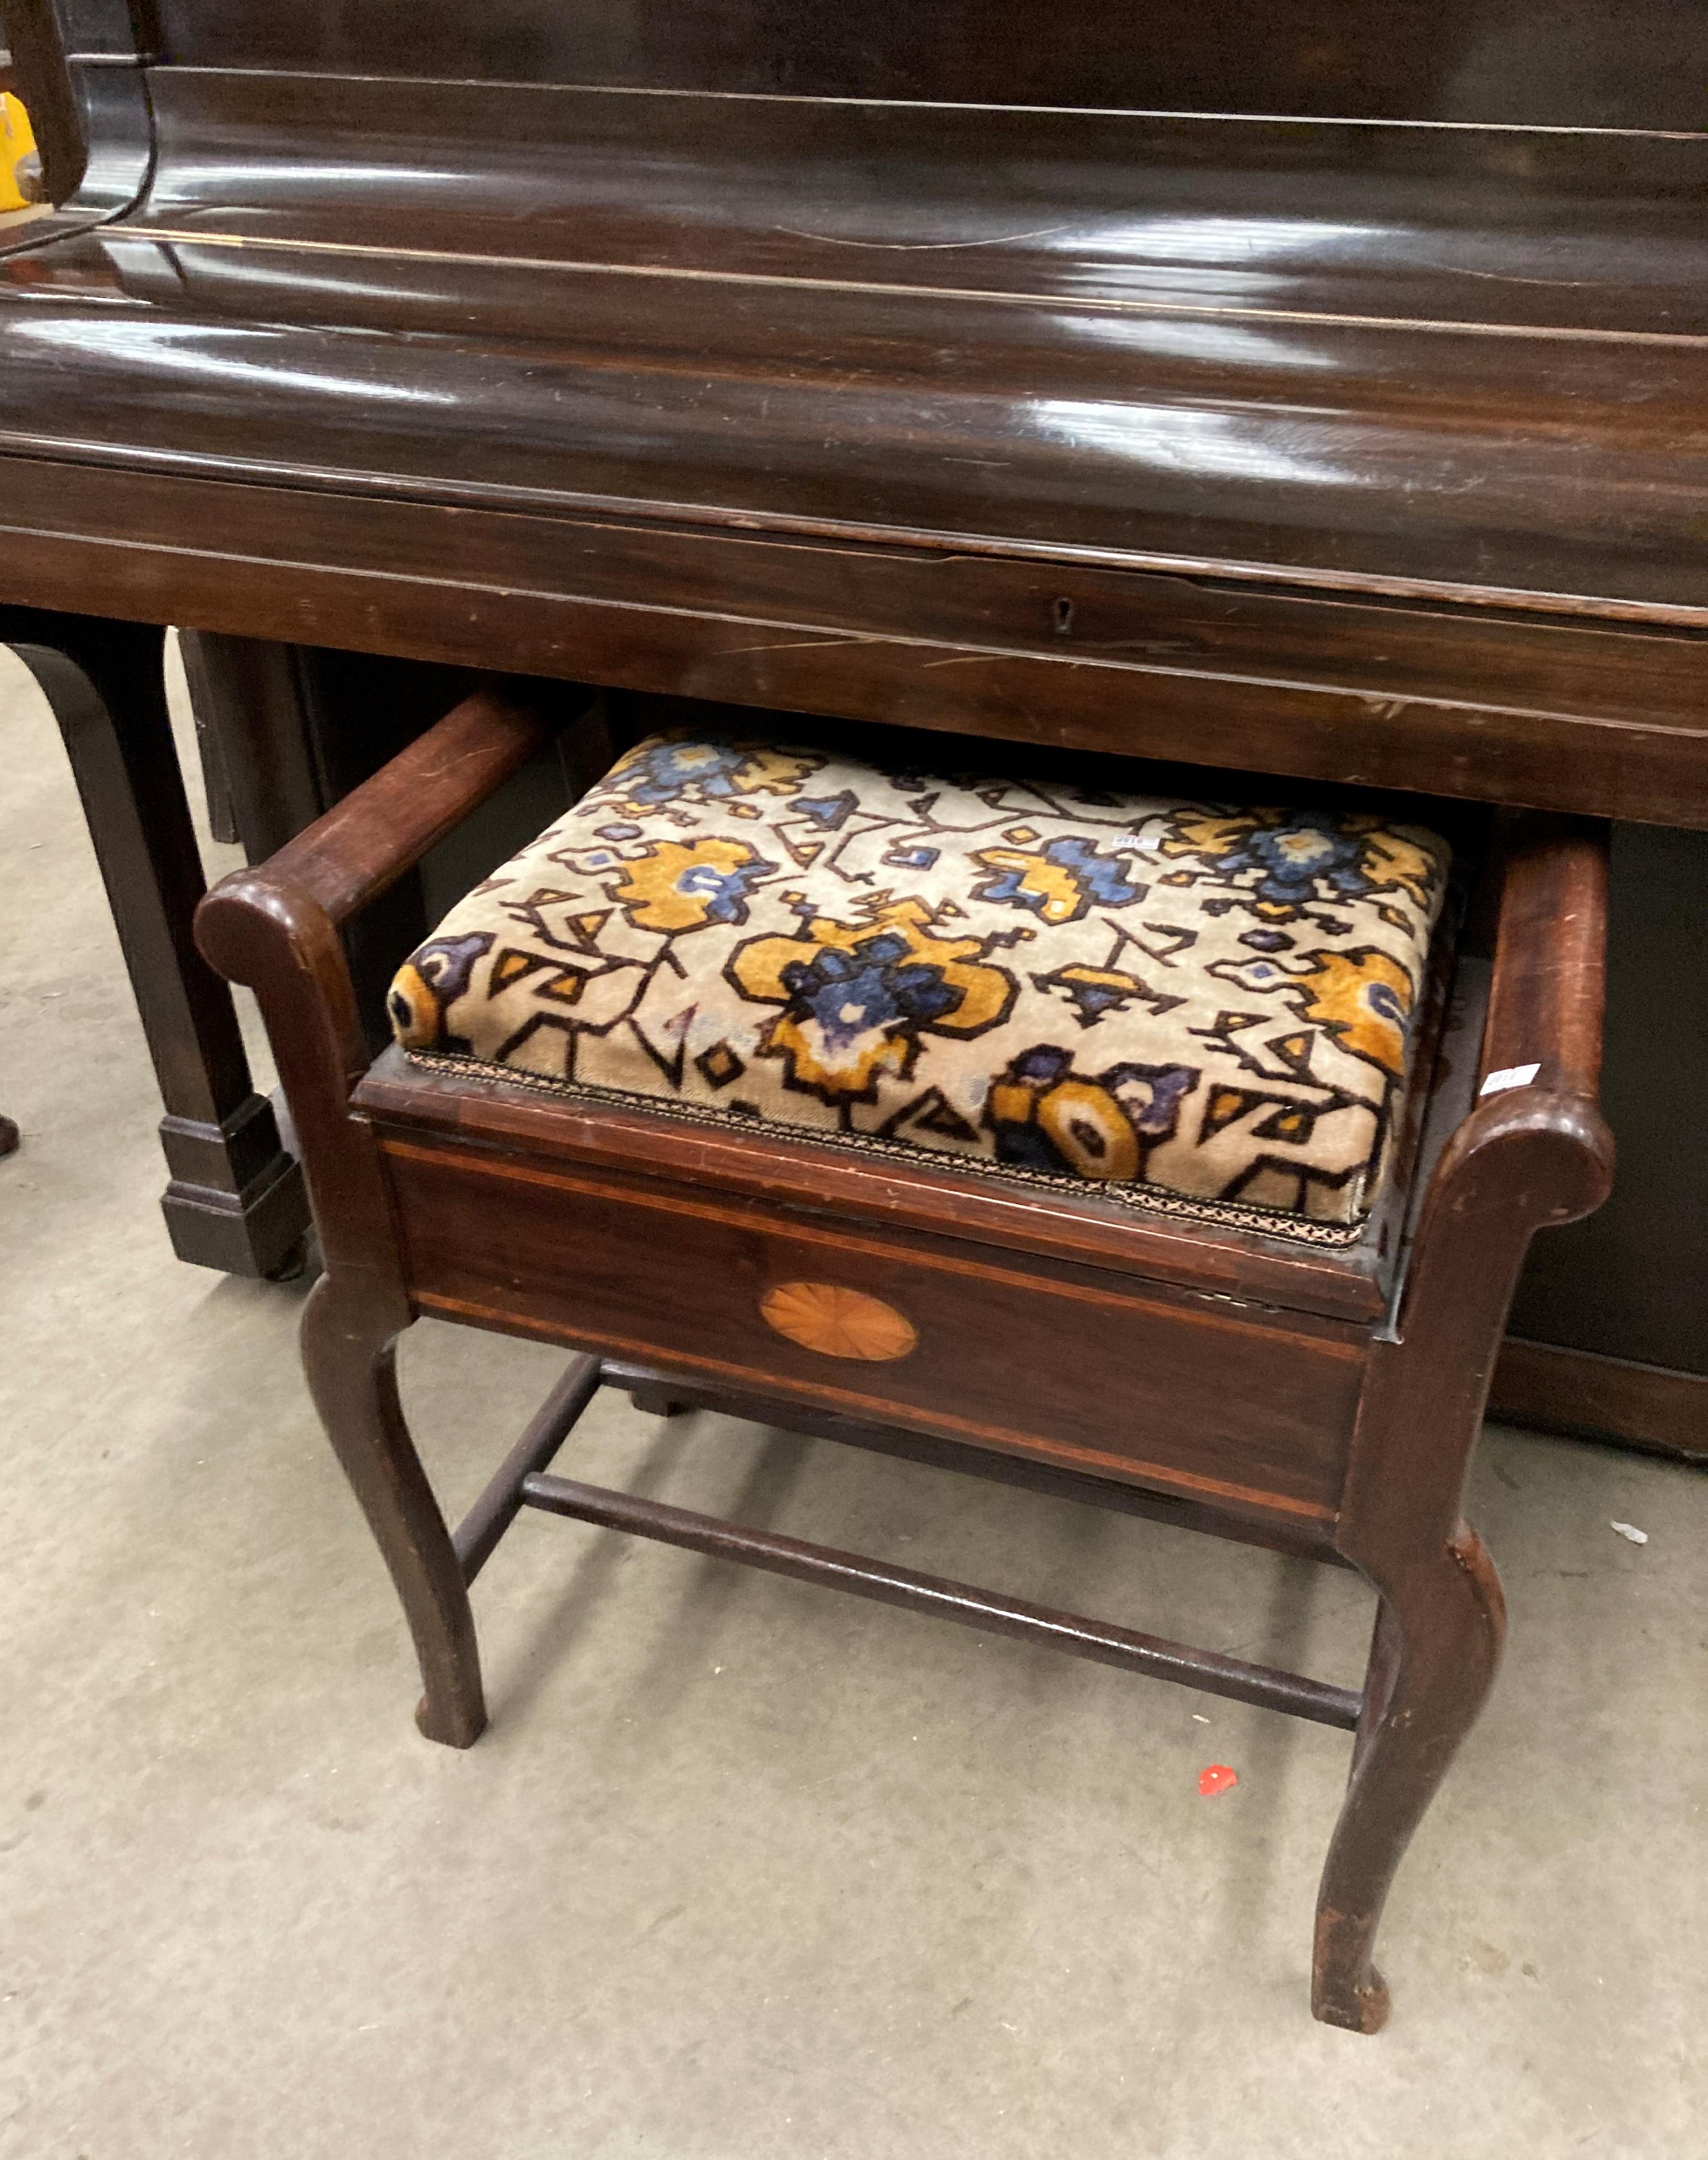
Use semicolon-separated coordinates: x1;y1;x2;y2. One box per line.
386;729;1452;1242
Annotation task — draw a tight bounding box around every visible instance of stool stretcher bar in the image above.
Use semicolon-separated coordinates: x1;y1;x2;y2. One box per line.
453;1353;604;1583
449;1354;1362;1733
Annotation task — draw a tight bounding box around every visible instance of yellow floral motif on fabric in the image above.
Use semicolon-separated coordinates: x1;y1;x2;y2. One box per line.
767;1011;911;1100
1164;812;1269;860
731;898;1017;1101
610;837;769;933
1162;808;1438;924
972;847;1088;927
1358;826;1440;911
731;900;1013;1031
1026;1077;1141;1181
1291;948;1414;1077
387;962;438;1049
603;737;822;811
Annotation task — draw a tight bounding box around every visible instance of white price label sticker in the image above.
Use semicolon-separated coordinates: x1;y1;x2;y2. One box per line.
1479;1062;1540;1097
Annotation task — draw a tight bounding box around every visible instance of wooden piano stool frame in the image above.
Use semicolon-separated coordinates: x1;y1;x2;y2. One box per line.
197;690;1614;2033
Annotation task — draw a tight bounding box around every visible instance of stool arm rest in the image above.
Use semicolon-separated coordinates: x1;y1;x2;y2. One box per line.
1350;820;1614;1556
1477;813;1609;1109
256;686;563;930
1394;817;1614;1347
1456;812;1614;1228
194;686;565;1277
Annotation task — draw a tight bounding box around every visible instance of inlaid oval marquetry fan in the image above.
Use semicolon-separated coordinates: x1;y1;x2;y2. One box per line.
759;1282;918;1362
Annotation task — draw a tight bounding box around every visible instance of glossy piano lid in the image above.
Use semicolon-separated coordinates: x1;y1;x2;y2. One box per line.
2;66;1706;619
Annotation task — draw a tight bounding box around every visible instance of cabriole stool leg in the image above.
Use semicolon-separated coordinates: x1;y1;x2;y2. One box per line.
300;1273;487;1747
1312;1527;1505;2030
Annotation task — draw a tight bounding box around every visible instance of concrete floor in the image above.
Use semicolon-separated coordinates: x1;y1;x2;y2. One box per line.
1;647;1703;2159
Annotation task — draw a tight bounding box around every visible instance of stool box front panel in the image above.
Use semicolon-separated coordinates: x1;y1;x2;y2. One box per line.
375;1125;1366;1527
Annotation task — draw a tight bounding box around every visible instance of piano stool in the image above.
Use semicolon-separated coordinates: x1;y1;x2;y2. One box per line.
195;689;1613;2033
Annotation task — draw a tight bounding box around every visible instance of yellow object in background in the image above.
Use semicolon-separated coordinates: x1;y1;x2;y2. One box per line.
2;92;37;211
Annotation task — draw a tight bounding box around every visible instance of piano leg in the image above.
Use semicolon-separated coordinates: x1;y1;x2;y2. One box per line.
1;608;307;1275
178;634;475;1062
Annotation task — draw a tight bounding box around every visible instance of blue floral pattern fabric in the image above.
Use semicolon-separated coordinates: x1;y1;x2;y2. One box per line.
389;731;1452;1241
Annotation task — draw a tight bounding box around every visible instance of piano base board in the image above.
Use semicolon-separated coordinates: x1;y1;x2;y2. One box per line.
1488;1341;1707;1466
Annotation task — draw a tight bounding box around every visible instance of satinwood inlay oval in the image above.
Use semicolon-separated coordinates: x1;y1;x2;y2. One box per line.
759;1281;918;1362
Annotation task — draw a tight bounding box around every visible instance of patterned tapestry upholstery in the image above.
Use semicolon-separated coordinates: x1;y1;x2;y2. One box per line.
388;729;1453;1245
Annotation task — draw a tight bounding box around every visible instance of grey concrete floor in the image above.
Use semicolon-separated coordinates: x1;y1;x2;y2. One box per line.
1;647;1703;2159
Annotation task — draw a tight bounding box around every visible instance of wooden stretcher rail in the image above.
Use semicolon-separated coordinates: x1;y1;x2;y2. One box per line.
445;1352;1364;1729
453;1353;603;1583
516;1467;1365;1730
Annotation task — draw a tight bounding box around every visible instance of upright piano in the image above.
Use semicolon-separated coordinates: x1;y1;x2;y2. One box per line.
1;1;1703;1451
